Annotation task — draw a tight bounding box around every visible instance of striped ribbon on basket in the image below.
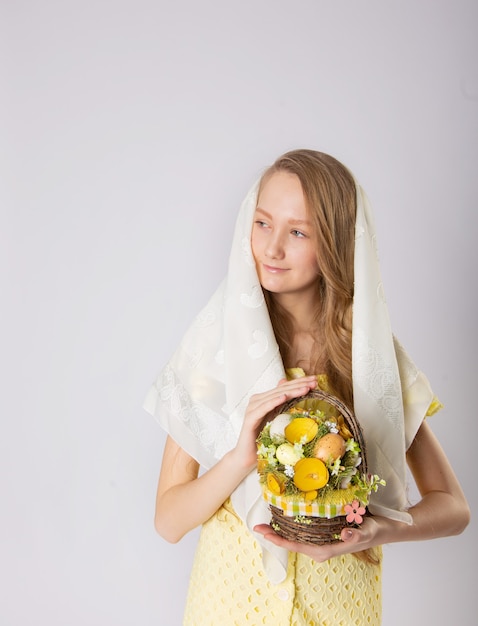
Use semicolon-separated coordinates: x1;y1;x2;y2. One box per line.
262;489;348;519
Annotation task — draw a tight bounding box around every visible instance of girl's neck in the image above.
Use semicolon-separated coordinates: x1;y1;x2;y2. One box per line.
271;292;325;374
273;292;318;334
287;328;326;374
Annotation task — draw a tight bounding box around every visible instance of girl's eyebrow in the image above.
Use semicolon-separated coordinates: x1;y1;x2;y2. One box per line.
255;206;311;226
254;207;271;218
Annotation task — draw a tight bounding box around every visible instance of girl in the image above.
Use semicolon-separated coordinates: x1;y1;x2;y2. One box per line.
144;149;469;625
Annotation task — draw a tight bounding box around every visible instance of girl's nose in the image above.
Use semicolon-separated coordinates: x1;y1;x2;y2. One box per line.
265;233;285;259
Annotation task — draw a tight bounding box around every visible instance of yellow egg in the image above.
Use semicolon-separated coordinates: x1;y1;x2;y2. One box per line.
267;472;286;495
304;490;318;501
285;417;318;444
276;443;302;466
293;458;329;491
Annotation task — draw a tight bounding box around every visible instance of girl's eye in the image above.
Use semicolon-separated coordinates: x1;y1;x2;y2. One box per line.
255;220;269;228
291;229;306;238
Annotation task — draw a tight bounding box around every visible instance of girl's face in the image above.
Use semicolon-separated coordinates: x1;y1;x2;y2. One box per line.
251;171;320;301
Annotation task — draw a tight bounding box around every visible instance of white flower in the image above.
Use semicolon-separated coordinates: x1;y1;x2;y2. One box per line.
346;438;360;453
284;464;295;478
267;451;278;466
330;458;342;476
325;420;339;434
293;442;304;456
340;475;352;488
339;467;357;488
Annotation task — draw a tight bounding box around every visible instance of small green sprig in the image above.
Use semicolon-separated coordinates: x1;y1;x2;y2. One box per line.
354;474;386;506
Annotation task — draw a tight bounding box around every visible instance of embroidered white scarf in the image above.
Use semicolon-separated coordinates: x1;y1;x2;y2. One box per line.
143;174;435;583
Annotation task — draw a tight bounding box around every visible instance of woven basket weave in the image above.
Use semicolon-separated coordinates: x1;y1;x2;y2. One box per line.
260;389;369;545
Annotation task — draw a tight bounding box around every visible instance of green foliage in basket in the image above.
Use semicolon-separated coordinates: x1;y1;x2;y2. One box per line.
257;404;384;505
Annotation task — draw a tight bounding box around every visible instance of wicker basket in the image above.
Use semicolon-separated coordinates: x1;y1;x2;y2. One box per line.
257;389;373;545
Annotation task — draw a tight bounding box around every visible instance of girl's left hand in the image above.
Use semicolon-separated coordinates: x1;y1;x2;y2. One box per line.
254;515;384;562
231;375;318;472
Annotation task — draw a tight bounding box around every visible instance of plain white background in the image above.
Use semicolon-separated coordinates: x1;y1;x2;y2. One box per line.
1;1;476;624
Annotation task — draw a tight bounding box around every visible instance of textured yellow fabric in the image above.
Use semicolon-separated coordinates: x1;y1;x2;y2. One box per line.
183;498;382;625
183;370;439;624
183;371;386;625
426;396;443;416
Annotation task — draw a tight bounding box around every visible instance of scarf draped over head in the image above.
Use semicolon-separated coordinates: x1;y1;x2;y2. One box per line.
143;172;435;583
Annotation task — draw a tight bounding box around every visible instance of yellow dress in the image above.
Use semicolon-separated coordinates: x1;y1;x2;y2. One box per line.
183;372;441;626
184;498;382;626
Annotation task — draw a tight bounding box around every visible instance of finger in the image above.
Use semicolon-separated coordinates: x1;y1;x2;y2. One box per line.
252;377;317;406
259;380;316;410
247;377;318;424
253;524;302;550
341;528;356;543
278;375;317;388
248;392;288;420
339;522;369;546
279;377;317;397
253;525;325;559
253;524;292;546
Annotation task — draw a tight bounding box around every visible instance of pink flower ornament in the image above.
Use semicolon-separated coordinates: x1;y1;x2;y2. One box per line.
344;499;366;524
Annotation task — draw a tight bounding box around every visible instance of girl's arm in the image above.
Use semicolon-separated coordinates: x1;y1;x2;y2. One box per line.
254;420;470;560
394;419;470;540
154;376;318;543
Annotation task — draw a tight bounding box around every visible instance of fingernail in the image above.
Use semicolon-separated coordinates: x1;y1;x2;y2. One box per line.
344;529;353;540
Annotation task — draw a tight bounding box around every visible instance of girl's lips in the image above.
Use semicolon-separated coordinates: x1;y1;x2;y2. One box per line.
262;264;288;273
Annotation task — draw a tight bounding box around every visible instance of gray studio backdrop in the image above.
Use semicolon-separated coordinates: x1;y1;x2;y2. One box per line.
1;1;476;625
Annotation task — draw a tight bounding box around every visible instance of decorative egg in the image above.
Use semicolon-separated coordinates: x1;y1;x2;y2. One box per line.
313;433;346;463
304;490;318;501
269;413;292;442
276;442;302;466
293;458;329;491
284;417;319;444
266;472;286;495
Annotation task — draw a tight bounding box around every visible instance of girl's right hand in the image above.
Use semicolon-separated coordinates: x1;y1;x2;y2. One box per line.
230;375;318;472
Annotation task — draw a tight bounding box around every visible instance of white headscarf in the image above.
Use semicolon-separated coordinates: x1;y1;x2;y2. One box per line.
143;168;435;583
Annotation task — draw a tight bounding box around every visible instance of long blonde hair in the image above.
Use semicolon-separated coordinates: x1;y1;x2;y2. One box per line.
260;150;380;565
259;149;356;407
